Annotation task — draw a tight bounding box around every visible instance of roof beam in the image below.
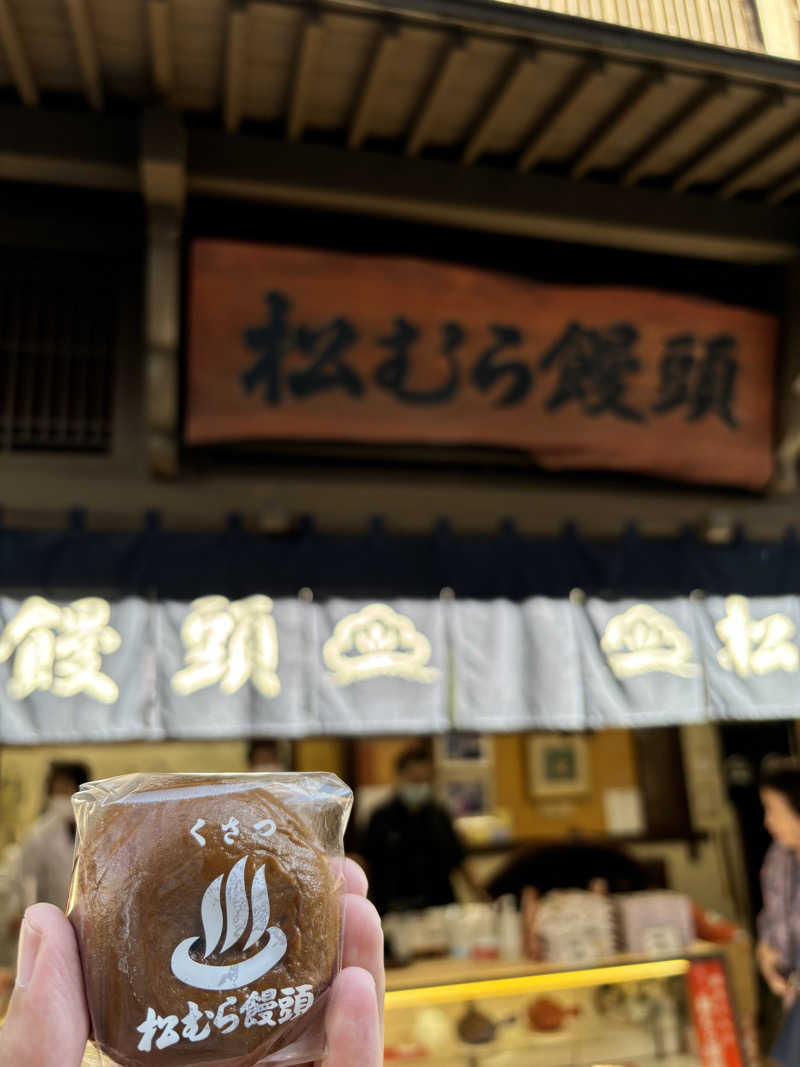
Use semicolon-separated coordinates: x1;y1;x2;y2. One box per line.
570;66;664;180
0;107;137;191
146;0;174;101
288;12;326;142
620;77;726;186
517;55;604;174
63;0;103;110
405;34;468;157
720;116;800;198
670;89;783;193
348;22;400;150
224;0;248;133
185;127;800;264
0;106;797;266
461;46;536;166
0;0;38;107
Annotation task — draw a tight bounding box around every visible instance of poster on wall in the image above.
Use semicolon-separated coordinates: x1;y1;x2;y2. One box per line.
186;240;777;489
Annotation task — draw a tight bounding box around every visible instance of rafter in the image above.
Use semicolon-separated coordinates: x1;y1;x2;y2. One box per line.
288;13;326;142
721;116;800;199
670;90;783;193
620;77;726;187
63;0;103;110
405;34;468;158
224;0;248;133
146;0;174;101
570;66;664;180
462;46;536;166
517;55;604;174
348;22;400;150
0;0;37;106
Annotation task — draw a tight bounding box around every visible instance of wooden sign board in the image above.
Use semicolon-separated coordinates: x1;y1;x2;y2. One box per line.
186;240;777;489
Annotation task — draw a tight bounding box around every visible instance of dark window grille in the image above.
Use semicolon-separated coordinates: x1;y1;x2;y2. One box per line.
0;260;116;453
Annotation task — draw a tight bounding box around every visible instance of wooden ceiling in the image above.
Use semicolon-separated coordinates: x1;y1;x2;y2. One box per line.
1;0;800;204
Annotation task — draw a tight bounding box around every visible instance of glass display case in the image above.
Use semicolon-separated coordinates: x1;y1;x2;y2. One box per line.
385;948;744;1067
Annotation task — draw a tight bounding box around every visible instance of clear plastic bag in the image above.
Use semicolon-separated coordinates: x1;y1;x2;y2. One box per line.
68;772;352;1067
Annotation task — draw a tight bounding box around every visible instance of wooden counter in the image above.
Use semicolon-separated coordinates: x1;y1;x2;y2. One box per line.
386;944;716;992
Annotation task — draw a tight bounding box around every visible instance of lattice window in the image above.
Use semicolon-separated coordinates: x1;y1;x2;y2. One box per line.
0;256;116;453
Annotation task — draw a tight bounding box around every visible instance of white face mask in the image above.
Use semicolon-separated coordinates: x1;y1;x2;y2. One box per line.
47;795;75;819
251;761;284;773
399;783;433;810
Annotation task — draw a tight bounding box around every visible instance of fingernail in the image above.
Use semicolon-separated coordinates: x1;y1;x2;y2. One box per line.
16;915;42;990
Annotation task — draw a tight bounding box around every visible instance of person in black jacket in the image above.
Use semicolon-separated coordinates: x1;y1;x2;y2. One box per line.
363;745;466;916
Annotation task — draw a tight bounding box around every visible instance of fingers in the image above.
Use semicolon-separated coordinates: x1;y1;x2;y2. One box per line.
758;942;779;967
759;950;787;994
342;859;368;898
763;965;788;997
322;967;380;1067
330;858;368;898
343;894;384;995
342;892;384;1050
0;904;89;1067
757;943;788;997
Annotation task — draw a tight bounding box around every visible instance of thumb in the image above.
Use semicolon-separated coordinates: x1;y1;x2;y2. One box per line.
0;904;89;1067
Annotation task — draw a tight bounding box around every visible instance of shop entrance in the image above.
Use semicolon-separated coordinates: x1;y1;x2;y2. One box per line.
719;721;796;924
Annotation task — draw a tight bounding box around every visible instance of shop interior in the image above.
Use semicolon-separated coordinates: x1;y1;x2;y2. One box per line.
1;719;789;1066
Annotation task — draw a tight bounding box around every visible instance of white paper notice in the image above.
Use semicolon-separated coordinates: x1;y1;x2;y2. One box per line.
603;787;645;835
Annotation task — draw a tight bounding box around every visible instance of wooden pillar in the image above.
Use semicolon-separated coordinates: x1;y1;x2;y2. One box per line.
633;727;692;839
140;108;186;477
773;260;800;492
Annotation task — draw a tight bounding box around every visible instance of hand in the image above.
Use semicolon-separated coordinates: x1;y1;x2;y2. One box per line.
757;940;789;999
0;903;88;1065
320;859;384;1067
0;860;384;1067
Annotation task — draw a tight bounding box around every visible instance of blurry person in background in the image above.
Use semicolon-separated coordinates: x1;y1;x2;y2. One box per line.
16;762;88;909
247;738;290;772
757;757;800;1065
363;744;469;917
0;760;88;957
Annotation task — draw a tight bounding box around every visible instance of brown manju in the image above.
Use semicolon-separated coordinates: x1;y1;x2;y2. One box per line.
68;773;348;1067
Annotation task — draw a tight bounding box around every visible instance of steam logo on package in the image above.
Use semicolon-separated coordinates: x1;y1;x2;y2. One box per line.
171;857;287;991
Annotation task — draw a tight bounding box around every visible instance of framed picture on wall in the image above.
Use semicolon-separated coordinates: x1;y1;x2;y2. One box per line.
439;774;493;817
527;733;590;799
434;732;494;819
434;731;493;770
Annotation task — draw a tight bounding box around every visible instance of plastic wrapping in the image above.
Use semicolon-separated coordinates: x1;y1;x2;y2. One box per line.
67;772;352;1067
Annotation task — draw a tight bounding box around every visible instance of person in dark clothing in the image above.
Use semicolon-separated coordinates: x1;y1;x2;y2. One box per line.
363;745;466;916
